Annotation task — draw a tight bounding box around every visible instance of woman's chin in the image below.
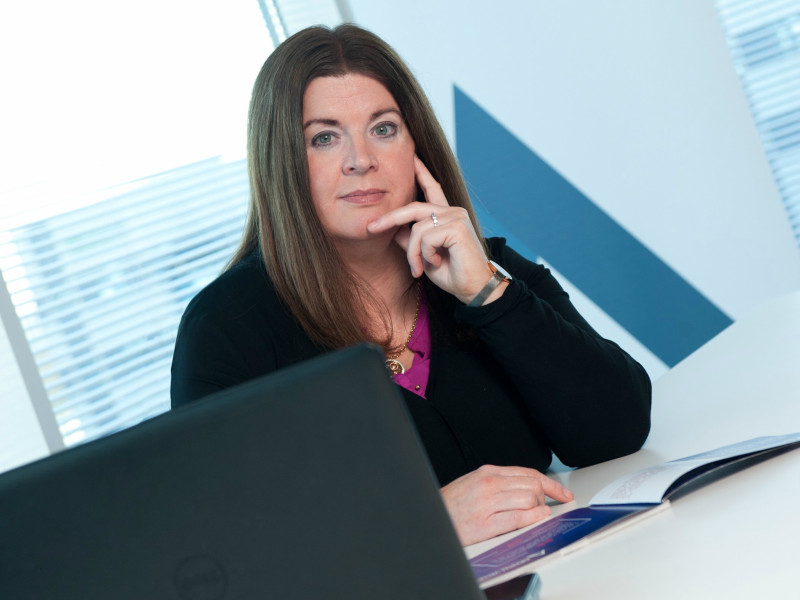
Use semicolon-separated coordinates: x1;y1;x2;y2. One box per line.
329;199;410;244
352;208;392;235
332;223;396;246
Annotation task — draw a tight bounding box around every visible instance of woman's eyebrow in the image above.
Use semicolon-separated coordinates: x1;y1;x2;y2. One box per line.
303;118;339;130
369;107;402;121
302;108;402;131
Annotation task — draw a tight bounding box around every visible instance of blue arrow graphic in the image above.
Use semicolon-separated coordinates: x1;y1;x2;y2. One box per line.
454;86;732;367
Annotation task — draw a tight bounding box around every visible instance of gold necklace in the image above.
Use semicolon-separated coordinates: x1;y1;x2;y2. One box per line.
385;281;421;376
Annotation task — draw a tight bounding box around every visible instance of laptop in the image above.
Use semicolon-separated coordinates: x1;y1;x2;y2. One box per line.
0;343;489;599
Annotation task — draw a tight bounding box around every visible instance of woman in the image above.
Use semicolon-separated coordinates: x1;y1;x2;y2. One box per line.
171;24;651;546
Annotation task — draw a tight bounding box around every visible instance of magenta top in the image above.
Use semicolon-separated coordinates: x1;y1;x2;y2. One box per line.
392;282;431;399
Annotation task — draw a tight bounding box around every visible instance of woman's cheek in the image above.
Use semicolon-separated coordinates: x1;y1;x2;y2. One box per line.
386;146;417;204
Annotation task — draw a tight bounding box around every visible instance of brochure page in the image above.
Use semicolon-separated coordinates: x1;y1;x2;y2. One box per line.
589;433;800;506
469;505;651;584
469;432;800;586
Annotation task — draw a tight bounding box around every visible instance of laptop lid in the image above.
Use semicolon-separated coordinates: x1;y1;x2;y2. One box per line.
0;344;485;600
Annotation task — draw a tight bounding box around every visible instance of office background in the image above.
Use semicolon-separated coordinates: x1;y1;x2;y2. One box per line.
1;0;799;474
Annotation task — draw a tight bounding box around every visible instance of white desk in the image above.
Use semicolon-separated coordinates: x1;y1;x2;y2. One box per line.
466;291;800;599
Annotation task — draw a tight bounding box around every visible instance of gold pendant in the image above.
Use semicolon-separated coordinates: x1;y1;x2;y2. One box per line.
386;358;405;375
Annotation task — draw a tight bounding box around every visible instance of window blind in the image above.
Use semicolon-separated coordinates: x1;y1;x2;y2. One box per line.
3;158;248;446
275;0;344;35
258;0;344;46
0;0;346;452
715;0;800;246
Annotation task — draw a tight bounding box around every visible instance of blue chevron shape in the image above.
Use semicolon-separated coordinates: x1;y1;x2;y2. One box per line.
454;86;732;367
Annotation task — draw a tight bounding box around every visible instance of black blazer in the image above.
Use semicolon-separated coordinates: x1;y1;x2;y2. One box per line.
171;237;651;486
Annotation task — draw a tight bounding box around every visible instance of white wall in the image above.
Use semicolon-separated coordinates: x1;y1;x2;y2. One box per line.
348;0;800;378
0;317;49;474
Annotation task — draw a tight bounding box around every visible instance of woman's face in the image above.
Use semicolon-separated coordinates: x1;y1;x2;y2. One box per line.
303;73;416;245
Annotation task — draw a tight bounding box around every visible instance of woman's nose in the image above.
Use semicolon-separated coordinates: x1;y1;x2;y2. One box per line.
343;137;377;174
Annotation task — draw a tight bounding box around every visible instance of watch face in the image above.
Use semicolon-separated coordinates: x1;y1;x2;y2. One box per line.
489;260;513;281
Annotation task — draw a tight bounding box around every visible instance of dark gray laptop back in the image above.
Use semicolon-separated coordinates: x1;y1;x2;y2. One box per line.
0;344;485;600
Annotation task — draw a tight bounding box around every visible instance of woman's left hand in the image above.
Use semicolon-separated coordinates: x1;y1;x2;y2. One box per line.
367;156;497;304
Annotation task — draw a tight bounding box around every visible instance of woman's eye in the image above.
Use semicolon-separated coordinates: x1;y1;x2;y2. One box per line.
374;123;397;137
313;133;333;146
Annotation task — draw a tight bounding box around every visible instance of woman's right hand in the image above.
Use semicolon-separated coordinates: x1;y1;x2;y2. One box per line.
440;464;574;547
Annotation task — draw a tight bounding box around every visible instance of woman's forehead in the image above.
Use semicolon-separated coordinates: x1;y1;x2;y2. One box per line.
303;74;399;125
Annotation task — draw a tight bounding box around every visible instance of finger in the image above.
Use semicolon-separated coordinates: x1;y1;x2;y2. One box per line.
367;203;454;234
414;155;449;207
420;236;443;269
406;218;450;276
404;221;427;277
478;466;574;503
489;488;547;512
419;222;460;269
484;505;551;538
479;475;544;502
536;475;574;503
393;223;411;252
475;464;548;479
517;475;572;504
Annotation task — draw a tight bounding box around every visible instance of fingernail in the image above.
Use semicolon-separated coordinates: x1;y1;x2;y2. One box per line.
565;489;574;500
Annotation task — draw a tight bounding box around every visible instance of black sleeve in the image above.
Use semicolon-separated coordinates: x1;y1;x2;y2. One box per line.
454;238;651;468
171;312;247;409
170;277;280;409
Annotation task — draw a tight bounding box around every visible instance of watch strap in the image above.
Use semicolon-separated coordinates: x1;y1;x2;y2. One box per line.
467;273;501;307
467;261;511;307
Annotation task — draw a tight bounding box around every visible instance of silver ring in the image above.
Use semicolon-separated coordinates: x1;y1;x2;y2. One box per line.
431;212;439;227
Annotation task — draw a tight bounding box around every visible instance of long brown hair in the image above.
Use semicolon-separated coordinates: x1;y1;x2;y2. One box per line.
230;24;486;351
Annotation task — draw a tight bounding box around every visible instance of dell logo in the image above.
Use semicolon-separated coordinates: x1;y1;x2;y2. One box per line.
174;554;228;600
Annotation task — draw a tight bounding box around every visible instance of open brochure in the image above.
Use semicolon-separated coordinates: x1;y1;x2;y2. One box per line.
470;432;800;585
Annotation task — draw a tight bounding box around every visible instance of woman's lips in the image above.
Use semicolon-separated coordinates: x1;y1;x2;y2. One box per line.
340;189;386;204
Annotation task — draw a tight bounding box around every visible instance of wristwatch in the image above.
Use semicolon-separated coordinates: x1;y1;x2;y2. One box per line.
467;260;513;307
